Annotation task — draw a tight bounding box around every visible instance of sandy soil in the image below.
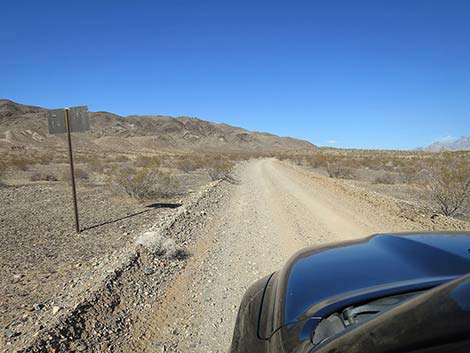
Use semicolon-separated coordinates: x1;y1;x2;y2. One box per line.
116;158;468;353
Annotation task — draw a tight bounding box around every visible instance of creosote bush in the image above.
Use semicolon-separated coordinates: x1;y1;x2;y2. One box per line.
422;157;470;217
326;162;355;179
174;155;205;173
113;166;180;200
207;157;234;181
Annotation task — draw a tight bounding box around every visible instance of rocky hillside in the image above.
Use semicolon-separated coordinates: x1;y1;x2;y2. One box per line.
0;99;316;153
419;136;470;152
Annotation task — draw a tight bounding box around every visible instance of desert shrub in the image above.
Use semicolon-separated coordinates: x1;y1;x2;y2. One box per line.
0;162;6;187
399;165;419;184
111;155;130;163
30;171;58;182
135;155;161;169
88;157;106;173
60;167;90;182
308;154;330;169
6;156;31;171
34;154;54;165
373;173;396;185
175;155;203;173
326;162;355;179
74;167;90;181
275;153;290;161
207;157;234;181
113;166;180;200
175;158;196;173
421;157;470;216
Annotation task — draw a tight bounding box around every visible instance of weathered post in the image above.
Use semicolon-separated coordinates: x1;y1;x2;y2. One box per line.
47;106;90;233
65;108;80;233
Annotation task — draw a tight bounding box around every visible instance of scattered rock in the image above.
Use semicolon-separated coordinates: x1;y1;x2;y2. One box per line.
32;303;44;311
143;267;154;275
4;329;20;338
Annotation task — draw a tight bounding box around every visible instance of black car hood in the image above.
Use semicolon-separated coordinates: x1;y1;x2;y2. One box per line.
313;273;470;353
259;233;470;340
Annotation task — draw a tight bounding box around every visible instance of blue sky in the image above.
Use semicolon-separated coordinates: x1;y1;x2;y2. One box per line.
1;0;469;149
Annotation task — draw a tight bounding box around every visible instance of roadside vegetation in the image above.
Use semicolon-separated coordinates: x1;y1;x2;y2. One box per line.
1;147;468;218
0;148;239;201
0;161;6;187
275;149;470;219
421;156;470;216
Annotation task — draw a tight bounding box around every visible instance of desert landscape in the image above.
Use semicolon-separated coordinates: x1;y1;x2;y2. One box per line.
0;99;469;352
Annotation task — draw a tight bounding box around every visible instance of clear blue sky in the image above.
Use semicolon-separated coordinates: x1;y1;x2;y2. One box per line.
1;0;469;149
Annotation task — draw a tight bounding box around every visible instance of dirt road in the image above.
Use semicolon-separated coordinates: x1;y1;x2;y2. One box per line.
119;158;433;353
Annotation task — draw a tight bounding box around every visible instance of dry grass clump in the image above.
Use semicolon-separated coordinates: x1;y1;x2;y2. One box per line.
174;154;206;173
60;167;90;182
75;154;106;173
326;162;355;179
112;165;180;200
0;161;6;187
0;151;65;172
4;155;31;171
30;171;58;182
135;231;178;258
373;173;397;185
88;158;106;174
34;154;55;165
135;155;162;169
109;154;130;163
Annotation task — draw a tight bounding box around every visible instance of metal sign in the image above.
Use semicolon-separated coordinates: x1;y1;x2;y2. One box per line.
47;106;90;134
47;109;67;134
69;106;90;133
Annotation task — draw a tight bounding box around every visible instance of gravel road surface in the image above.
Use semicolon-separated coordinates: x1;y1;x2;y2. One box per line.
118;158;433;353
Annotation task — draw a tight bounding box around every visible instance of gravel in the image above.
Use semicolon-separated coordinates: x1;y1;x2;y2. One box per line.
0;176;215;352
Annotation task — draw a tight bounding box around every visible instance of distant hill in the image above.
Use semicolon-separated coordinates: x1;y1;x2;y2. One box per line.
419;137;470;152
0;99;316;153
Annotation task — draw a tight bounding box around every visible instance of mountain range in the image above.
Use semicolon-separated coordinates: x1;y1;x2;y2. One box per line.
419;137;470;152
0;99;316;153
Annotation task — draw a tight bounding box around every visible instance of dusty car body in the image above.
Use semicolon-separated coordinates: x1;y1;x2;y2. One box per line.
230;232;470;353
